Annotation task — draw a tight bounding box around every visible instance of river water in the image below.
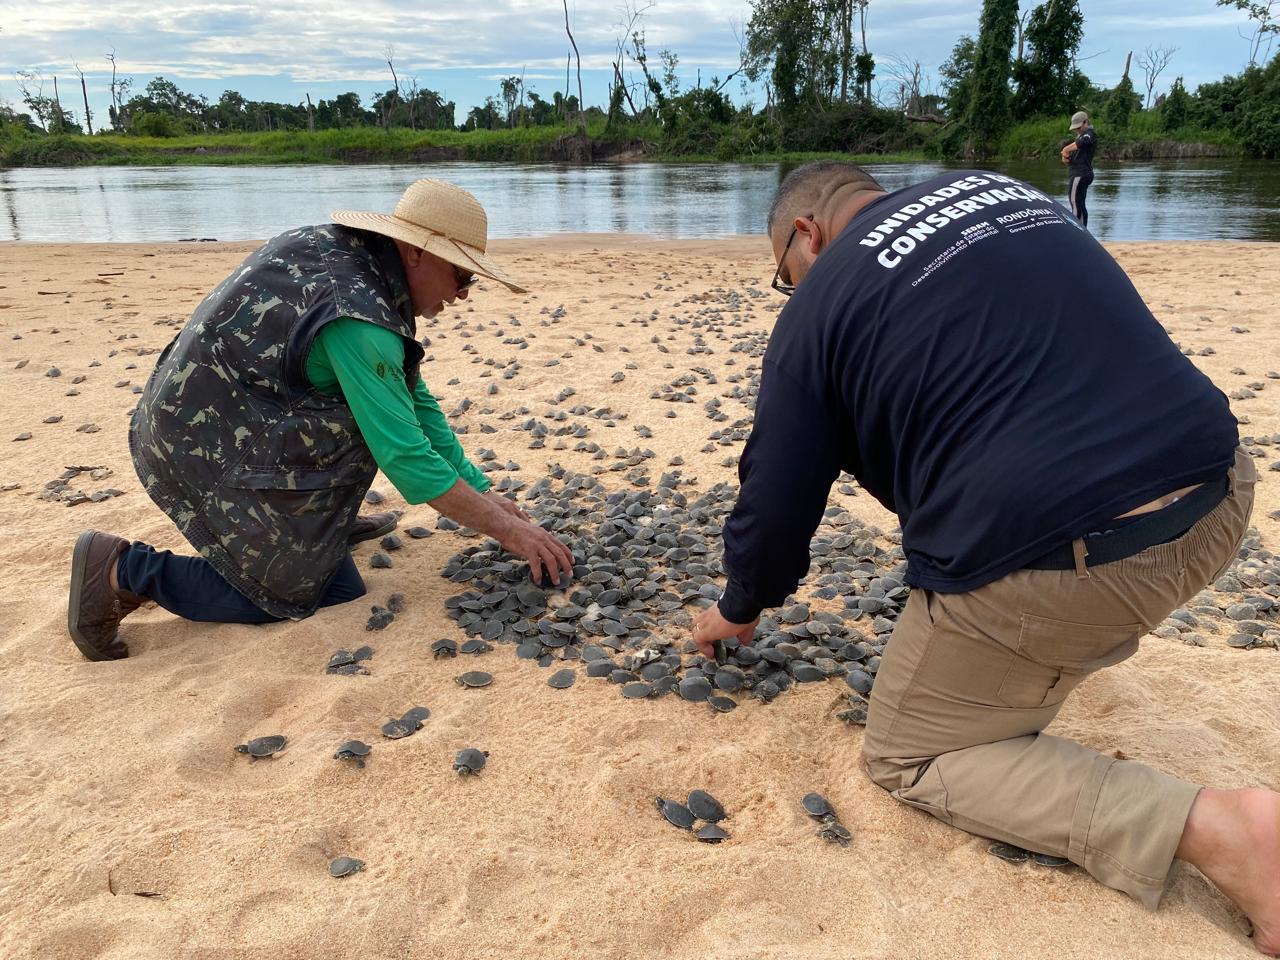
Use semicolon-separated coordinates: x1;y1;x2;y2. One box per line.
1;158;1277;243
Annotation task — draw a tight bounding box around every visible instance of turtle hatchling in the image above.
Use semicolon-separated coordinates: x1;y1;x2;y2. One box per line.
802;792;836;822
454;748;489;775
455;670;494;688
656;797;696;831
329;856;365;878
819;822;852;846
234;735;287;759
547;668;576;689
334;740;372;768
432;638;458;659
382;706;430;739
687;790;725;823
696;824;730;843
989;841;1030;864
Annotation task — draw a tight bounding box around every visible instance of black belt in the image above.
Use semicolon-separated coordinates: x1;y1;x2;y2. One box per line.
1024;474;1229;571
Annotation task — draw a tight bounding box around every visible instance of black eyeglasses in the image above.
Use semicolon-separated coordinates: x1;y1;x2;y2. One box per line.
770;215;812;297
454;265;479;292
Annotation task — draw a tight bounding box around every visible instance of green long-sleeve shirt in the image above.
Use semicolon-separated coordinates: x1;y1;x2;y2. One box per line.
304;317;490;503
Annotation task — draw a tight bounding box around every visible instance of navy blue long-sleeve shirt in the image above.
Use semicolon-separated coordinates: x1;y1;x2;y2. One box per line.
718;170;1237;623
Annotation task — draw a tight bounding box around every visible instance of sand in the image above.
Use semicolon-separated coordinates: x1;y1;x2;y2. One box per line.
0;236;1277;960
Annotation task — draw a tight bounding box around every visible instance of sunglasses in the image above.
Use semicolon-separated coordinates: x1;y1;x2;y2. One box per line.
454;264;479;292
770;215;813;297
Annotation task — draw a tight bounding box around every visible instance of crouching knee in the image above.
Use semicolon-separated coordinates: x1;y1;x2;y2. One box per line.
863;731;929;795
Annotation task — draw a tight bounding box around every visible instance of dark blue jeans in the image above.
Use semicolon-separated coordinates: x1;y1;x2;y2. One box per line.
116;542;366;623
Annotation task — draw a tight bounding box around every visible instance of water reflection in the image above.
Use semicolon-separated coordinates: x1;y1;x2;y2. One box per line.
0;159;1276;243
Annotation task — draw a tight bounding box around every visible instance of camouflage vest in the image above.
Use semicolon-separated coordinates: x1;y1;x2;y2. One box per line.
130;225;422;619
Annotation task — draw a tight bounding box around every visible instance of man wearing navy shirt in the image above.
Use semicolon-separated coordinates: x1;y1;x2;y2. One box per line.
692;161;1278;953
1062;110;1098;228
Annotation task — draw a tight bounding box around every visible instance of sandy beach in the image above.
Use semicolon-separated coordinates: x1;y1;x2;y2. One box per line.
0;235;1277;960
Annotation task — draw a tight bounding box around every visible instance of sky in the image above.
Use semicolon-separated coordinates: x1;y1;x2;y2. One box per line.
0;0;1269;129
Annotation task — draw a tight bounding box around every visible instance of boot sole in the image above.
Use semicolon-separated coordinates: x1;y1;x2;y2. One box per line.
348;516;399;545
68;531;123;662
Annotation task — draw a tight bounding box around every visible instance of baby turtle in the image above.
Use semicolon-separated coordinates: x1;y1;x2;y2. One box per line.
678;676;712;703
819;822;852;846
687;790;725;823
334;740;372;768
386;592;406;613
455;670;494;689
1031;852;1071;868
547;668;577;689
328;856;365;878
380;534;403;551
695;824;730;844
431;638;458;659
656;797;696;831
366;606;395;631
708;696;737;713
234;735;287;759
454;748;489;775
382;706;430;739
460;638;493;655
369;551;393;569
407;526;432;538
326;645;374;675
989;841;1031;863
622;681;655;699
802;792;836;822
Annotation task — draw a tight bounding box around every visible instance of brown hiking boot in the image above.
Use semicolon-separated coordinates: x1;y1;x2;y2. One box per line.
68;531;146;662
348;511;399;545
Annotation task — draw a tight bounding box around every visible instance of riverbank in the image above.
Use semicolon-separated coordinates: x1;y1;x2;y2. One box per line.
0;119;1245;168
1;237;1277;959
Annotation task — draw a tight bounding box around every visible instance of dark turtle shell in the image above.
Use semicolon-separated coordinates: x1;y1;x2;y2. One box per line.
329;856;365;878
819;821;852;846
708;696;737;713
431;638;458;659
678;676;712;703
547;668;577;689
989;841;1030;864
454;748;489;775
334;739;372;761
656;797;695;831
455;671;494;688
234;735;287;758
802;792;834;821
695;823;730;843
1030;851;1070;868
622;681;655;699
687;790;725;823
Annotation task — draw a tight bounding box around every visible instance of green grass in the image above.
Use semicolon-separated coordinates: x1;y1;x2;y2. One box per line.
0;121;665;168
998;112;1242;160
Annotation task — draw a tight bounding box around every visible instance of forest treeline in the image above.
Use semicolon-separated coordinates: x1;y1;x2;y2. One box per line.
2;0;1278;166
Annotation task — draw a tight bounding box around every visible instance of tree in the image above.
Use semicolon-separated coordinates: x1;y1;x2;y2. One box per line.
562;0;585;129
1136;45;1177;108
1161;75;1189;129
963;0;1020;156
1217;0;1279;66
73;61;93;135
500;75;522;126
939;35;977;119
1104;51;1140;128
1012;0;1087;120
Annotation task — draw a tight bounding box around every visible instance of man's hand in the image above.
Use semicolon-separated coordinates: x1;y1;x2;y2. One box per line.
692;603;759;660
486;490;531;522
495;517;575;587
429;479;573;586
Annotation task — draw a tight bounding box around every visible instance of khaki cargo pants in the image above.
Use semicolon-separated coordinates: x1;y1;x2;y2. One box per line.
863;448;1256;908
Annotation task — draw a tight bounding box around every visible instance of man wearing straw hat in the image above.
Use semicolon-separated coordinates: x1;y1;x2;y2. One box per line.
67;179;574;661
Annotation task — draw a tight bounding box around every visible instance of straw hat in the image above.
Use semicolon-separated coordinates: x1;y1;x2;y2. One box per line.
331;179;525;293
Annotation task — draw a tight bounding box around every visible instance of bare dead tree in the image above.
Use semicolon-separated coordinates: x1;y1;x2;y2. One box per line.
713;18;749;94
1136;45;1178;108
1016;9;1031;62
382;43;402;131
74;60;93;134
52;74;64;131
563;0;585;128
405;75;420;129
305;92;315;133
